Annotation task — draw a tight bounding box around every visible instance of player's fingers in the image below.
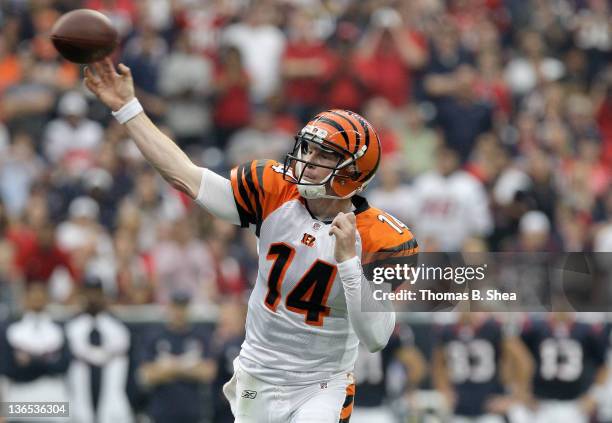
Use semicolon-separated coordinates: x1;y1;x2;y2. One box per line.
346;212;356;223
329;226;341;237
91;61;105;79
330;213;343;228
84;77;99;95
83;66;93;80
330;222;351;239
102;57;120;77
333;212;352;230
83;67;100;90
118;63;132;78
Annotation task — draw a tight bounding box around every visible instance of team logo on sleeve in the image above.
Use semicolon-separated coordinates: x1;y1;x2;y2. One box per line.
301;233;316;247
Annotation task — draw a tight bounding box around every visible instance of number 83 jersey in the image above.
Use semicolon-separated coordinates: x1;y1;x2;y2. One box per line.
230;160;418;385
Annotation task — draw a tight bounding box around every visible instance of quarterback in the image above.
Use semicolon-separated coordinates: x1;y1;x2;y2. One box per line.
84;58;418;423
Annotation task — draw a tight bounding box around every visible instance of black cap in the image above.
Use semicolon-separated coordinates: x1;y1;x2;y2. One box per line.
171;290;191;305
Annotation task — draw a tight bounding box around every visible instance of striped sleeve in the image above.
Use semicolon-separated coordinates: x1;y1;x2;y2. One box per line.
357;210;419;290
230;160;266;228
230;160;297;235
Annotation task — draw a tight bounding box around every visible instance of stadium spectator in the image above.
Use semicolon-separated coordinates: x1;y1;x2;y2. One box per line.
355;7;427;107
398;102;440;176
127;167;185;251
408;145;493;251
0;282;70;411
0;52;56;139
81;165;124;229
599;321;612;422
225;109;293;167
0;234;20;315
56;196;115;291
151;215;216;305
521;312;608;423
426;64;494;161
432;312;532;423
0;132;44;219
211;45;251;148
43;90;104;177
362;97;401;157
221;2;286;104
425;17;472;75
0;36;21;96
121;23;168;119
14;222;77;300
474;50;512;122
137;290;217;423
512;210;558;253
367;159;413;225
281;8;334;123
158;31;213;148
211;300;247;423
322;23;367;112
65;276;133;423
352;325;427;423
504;30;565;96
204;218;247;301
113;228;155;305
570;0;612;82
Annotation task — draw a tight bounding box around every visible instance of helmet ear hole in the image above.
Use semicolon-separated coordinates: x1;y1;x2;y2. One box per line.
337;164;360;181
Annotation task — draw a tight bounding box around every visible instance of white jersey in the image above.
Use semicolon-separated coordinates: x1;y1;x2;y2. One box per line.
230;160;418;385
408;170;492;251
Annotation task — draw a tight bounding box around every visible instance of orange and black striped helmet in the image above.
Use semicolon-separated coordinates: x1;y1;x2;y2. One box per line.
284;109;381;199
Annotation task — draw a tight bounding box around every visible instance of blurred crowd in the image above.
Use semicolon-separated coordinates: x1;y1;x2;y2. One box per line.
0;0;611;310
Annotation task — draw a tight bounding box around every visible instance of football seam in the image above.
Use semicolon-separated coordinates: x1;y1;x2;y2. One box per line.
50;35;117;46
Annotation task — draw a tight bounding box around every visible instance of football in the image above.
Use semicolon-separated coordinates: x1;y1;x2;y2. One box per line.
50;9;118;64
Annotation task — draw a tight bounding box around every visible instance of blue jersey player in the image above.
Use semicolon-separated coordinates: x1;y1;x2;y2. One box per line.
521;312;608;423
432;312;532;423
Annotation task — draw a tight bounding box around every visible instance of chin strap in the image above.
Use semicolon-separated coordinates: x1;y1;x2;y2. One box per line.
297;184;327;199
297;183;361;200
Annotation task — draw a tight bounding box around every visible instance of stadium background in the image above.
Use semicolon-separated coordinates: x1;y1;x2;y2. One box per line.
0;0;611;422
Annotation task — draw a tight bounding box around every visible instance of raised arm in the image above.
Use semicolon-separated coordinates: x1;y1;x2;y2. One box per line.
84;58;201;198
84;58;239;225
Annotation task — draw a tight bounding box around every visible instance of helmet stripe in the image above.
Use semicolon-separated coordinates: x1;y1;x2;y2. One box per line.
315;116;350;149
355;115;370;151
329;110;361;151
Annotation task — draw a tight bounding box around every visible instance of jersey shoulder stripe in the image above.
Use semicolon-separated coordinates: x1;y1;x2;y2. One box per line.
356;204;418;287
230;160;300;234
356;205;418;265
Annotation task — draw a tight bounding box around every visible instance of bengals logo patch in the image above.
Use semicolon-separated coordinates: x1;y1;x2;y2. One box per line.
301;233;316;247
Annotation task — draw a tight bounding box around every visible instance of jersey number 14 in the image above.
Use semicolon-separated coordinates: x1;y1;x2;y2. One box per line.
264;243;336;326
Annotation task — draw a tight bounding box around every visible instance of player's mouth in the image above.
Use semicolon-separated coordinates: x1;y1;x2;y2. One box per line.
302;173;321;183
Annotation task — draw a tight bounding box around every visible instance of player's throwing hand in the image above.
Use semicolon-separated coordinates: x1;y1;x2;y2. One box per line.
84;57;135;111
329;212;357;263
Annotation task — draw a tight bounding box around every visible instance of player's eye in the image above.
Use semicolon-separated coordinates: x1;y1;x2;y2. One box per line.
321;152;337;161
300;141;310;155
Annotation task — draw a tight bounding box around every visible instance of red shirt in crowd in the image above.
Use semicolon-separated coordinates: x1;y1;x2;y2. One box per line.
282;41;334;106
323;54;366;112
596;97;612;168
8;227;77;283
356;30;427;107
212;65;251;130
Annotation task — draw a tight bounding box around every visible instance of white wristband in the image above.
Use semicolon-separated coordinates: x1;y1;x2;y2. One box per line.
111;97;143;124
